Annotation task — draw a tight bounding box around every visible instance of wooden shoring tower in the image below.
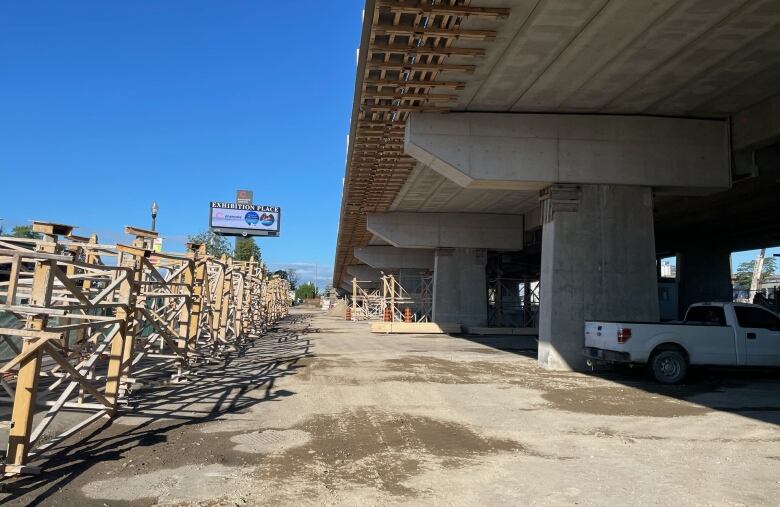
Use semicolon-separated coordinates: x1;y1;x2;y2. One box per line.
0;221;290;477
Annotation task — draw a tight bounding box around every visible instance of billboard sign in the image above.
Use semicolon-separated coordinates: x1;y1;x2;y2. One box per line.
236;189;253;205
209;201;281;237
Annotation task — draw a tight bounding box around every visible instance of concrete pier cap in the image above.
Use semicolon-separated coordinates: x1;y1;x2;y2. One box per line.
354;246;435;270
404;112;731;193
346;265;386;282
341;274;379;291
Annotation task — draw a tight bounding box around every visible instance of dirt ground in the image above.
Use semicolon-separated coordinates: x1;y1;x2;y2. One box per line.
2;309;779;506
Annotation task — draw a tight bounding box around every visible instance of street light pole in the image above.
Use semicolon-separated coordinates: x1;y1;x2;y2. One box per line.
151;201;159;231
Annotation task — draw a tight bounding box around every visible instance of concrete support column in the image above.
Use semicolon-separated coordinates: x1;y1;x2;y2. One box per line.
677;249;732;317
433;248;487;326
538;184;659;371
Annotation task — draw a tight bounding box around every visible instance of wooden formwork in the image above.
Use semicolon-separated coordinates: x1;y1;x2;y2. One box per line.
0;221;289;476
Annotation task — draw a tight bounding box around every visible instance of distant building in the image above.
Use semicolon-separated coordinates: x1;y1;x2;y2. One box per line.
759;275;780;291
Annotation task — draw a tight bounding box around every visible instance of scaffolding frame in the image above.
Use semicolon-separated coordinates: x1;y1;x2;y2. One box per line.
350;278;384;321
348;273;432;323
381;273;432;322
487;276;539;328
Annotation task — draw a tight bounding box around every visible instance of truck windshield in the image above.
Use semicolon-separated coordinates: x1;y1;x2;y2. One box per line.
685;306;726;326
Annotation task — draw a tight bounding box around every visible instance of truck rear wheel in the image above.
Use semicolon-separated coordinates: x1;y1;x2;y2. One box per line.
650;349;687;384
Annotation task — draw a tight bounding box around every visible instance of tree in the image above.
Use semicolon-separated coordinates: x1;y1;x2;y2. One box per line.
233;237;261;262
187;230;231;258
295;282;318;300
272;268;298;290
11;225;42;239
734;257;776;288
287;268;299;290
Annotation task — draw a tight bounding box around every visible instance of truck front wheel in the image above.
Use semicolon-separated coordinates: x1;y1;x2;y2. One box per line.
650;349;688;384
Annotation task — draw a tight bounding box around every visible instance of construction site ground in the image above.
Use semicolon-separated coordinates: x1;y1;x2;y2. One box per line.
2;308;779;506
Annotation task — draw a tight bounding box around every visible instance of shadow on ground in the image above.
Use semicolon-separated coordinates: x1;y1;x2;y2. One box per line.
585;364;780;425
453;331;780;426
1;314;314;506
456;333;538;358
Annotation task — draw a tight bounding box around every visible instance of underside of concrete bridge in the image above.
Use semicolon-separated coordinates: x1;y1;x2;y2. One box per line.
334;0;780;371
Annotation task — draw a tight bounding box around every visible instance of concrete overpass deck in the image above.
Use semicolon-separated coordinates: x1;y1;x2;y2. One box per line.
334;0;780;370
336;0;780;288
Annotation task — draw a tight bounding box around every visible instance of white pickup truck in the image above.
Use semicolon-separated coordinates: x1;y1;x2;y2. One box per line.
583;302;780;384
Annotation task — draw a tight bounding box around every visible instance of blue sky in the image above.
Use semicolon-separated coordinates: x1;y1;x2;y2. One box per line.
0;1;363;288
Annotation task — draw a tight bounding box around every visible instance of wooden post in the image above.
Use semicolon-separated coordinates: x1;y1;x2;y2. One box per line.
241;256;255;337
219;257;232;345
352;277;357;321
210;255;227;348
61;234;99;354
6;234;56;467
105;268;132;412
176;253;194;371
233;263;244;340
266;278;274;323
210;260;224;340
389;274;396;322
187;244;206;358
6;253;21;304
120;237;145;380
382;275;387;318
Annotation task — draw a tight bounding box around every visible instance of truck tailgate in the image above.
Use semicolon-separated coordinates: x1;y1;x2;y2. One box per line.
584;321;622;350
